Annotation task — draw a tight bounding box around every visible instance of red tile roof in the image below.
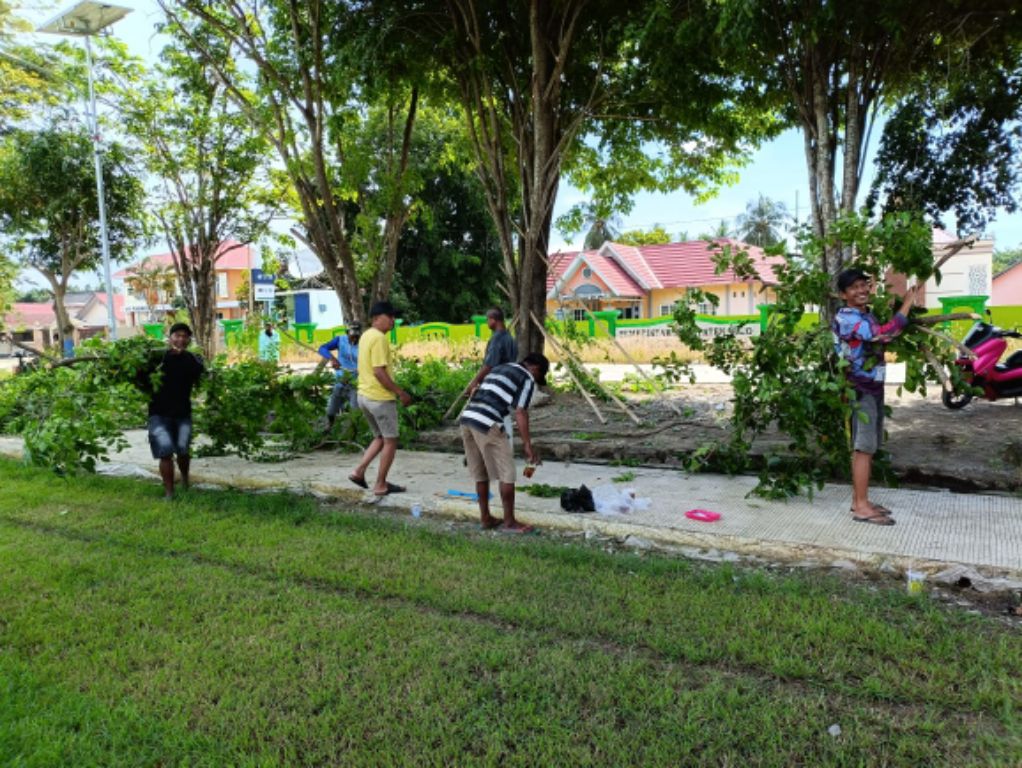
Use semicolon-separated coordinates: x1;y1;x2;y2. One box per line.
114;240;253;278
4;302;56;328
547;239;782;298
605;243;663;289
622;239;782;287
546;251;578;291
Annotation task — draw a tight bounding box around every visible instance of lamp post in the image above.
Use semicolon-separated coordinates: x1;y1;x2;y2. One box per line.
38;1;132;341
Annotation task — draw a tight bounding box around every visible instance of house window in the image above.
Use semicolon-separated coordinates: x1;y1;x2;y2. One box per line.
574;283;602;299
572;308;588;321
620;303;642;320
698;302;717;316
217;273;229;298
659;303;677;317
582;267;593;278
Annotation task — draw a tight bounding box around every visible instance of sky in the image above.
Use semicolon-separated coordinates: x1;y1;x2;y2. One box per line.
15;0;1022;288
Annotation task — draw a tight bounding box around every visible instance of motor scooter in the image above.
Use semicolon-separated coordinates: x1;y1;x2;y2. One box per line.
942;320;1022;409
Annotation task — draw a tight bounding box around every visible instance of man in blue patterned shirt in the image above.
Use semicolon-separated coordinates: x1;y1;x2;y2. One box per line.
832;268;916;526
319;322;362;428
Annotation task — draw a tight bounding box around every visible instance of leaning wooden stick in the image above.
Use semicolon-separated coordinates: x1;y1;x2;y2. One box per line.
551;335;642;426
278;327;325;356
913;312;981;326
922;346;954;392
530;312;642;425
529;312;608;425
442;384;473;421
591;313;684;416
933;237;977;272
913;324;976;359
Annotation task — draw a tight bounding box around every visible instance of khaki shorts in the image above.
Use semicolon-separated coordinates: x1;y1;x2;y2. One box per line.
359;395;399;439
461;424;516;485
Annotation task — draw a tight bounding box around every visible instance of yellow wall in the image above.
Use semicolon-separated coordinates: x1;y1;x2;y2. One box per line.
224;269;248;301
547;280;777;319
651;283;776;317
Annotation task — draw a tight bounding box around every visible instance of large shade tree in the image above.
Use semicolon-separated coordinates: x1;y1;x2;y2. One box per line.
160;0;425;326
375;0;773;354
697;0;1022;298
120;23;277;355
0;124;145;341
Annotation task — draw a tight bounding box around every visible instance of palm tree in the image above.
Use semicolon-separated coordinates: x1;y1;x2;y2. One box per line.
125;257;178;322
736;195;789;247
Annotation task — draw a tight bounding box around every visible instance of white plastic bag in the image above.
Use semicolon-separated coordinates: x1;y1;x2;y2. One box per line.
592;484;651;515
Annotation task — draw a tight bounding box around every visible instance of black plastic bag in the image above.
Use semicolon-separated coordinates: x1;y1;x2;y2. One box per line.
560;484;595;513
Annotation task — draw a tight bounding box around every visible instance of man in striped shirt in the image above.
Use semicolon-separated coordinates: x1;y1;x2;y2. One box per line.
460;353;550;533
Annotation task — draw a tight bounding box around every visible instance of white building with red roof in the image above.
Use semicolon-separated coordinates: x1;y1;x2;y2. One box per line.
546;239;783;320
2;292;128;352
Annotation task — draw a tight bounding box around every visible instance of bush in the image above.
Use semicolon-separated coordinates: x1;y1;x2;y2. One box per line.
676;213;963;498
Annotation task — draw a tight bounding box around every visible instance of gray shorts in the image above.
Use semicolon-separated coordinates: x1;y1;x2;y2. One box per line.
148;415;192;459
850;391;884;455
358;395;399;439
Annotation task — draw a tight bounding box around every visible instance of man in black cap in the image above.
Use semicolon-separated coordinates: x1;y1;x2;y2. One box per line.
459;352;549;532
137;322;205;499
833;268;916;525
319;321;363;428
348;301;413;496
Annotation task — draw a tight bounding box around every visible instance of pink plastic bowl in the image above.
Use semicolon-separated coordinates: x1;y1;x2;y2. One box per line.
685;509;721;523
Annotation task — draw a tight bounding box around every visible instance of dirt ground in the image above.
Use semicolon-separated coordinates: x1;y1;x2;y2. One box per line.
417;385;1022;493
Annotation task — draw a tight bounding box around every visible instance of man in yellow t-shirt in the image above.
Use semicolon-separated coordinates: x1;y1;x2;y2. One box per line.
348;301;413;496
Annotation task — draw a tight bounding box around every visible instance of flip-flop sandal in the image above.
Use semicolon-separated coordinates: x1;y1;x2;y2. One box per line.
480;520;503;531
499;525;537;535
348;475;368;489
852;512;895;526
374;482;407;497
873;504;893;515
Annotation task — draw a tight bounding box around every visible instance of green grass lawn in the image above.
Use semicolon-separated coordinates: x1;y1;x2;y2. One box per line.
1;460;1020;766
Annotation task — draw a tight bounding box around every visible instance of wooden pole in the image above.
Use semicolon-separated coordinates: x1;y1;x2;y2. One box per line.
529;313;608;424
590;313;683;416
539;323;641;425
933;237;977;272
913;324;976;359
442;384;473;421
278;327;324;356
913;312;981;326
531;311;637;425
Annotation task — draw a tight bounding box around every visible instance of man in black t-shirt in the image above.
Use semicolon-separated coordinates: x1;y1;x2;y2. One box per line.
140;322;205;499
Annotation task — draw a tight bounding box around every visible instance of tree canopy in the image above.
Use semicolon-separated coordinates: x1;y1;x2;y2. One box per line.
119;20;277;354
0;123;146;336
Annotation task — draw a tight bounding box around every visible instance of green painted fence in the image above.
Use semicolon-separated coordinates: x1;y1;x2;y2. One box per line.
256;305;1022;356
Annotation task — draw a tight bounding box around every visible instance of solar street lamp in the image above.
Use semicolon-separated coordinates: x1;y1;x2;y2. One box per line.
38;2;133;340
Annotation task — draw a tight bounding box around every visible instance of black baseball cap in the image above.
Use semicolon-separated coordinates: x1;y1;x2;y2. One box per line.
836;268;870;293
369;301;398;318
168;322;193;336
522;352;550;386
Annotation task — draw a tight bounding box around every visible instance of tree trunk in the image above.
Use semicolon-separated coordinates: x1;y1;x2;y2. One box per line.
191;254;217;358
49;278;73;348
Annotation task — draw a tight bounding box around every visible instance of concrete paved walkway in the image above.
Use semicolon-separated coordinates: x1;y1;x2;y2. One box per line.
2;430;1020;585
